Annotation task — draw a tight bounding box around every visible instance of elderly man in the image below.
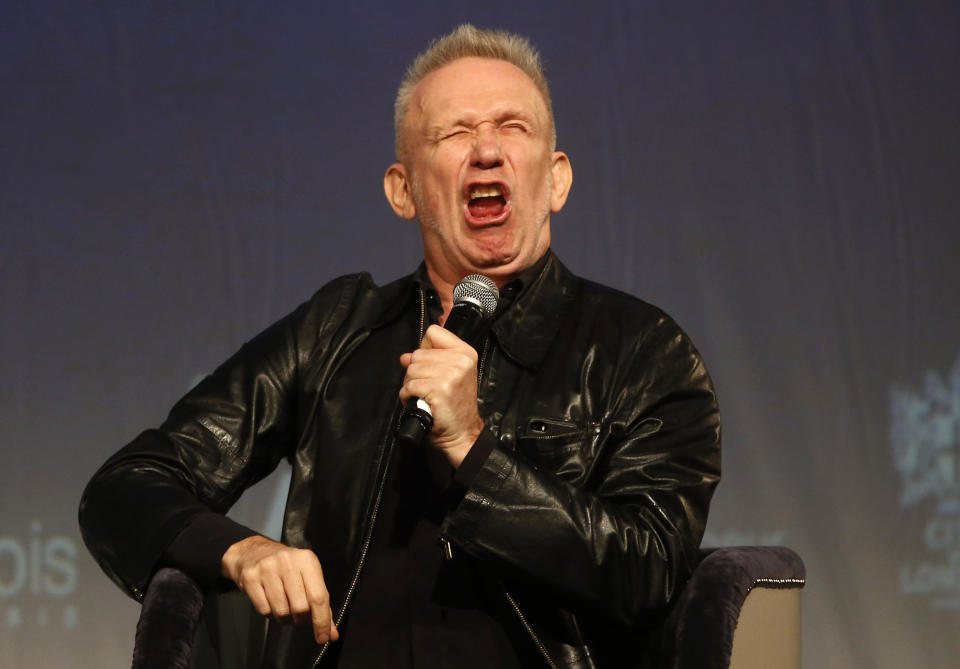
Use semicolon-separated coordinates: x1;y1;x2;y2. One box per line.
80;25;720;668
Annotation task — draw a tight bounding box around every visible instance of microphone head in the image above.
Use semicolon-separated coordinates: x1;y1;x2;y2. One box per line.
453;274;499;317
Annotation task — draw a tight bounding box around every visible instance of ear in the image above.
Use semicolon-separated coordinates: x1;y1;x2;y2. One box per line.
549;152;573;213
384;163;417;220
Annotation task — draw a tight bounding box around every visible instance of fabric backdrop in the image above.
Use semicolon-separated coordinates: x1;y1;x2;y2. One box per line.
2;1;958;666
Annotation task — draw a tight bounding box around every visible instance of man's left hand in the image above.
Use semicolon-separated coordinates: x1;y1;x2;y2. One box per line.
399;324;484;467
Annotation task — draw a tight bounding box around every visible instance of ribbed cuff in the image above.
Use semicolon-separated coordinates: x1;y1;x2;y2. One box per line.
161;511;258;589
454;426;498;488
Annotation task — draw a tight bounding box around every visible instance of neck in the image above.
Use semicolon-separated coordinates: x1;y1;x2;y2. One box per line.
424;267;460;325
423;249;551;323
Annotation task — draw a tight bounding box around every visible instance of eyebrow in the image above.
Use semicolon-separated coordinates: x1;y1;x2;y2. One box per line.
428;108;539;137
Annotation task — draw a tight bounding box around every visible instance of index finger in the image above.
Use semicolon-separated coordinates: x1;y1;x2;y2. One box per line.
301;560;338;643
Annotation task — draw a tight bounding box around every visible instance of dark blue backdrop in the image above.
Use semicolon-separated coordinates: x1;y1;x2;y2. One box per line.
2;1;959;666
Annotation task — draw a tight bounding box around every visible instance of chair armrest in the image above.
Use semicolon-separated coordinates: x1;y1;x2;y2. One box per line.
132;567;205;669
655;546;806;669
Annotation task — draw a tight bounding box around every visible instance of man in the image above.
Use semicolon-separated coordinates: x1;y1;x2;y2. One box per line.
80;25;720;668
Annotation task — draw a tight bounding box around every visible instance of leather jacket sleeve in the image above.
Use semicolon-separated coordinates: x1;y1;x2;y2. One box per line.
441;306;721;629
78;276;360;600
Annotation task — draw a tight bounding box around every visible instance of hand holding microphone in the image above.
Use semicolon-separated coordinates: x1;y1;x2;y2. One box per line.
397;274;499;464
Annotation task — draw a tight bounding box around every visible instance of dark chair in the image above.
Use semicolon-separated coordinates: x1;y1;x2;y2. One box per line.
653;546;805;669
132;546;805;669
132;567;204;669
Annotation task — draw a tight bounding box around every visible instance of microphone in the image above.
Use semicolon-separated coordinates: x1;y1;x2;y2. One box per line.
396;274;499;447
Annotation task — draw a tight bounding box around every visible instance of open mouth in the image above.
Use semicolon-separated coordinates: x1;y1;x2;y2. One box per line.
465;182;511;224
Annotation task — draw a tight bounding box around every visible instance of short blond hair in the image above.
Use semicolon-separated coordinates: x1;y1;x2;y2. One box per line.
394;24;555;159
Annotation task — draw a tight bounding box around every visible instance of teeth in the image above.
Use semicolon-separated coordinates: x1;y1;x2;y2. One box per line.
469;184;503;200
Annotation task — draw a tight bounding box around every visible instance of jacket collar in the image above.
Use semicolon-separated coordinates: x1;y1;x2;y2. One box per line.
367;250;579;370
490;251;579;370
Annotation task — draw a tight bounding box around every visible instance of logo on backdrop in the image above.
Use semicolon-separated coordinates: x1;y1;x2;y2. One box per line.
0;520;78;630
891;353;960;610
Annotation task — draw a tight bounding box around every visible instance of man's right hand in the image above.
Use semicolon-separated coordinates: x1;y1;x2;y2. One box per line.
221;535;339;644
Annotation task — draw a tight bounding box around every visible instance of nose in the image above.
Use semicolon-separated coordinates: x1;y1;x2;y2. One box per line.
470;123;503;169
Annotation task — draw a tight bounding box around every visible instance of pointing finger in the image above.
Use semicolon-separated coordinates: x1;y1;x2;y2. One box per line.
301;557;337;643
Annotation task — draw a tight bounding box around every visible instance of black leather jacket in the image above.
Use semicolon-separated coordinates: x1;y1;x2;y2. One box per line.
79;252;720;668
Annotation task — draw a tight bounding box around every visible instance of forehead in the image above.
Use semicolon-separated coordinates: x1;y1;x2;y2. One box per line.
409;56;549;128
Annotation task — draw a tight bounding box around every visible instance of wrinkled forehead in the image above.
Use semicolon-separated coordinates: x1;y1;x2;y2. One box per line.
405;57;552;136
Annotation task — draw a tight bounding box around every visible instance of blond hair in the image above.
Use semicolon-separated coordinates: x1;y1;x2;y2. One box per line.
394;24;555;159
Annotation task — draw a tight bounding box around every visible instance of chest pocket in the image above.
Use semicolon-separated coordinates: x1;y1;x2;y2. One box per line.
515;416;602;485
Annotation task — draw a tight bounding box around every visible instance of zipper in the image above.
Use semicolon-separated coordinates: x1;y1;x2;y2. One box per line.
503;588;558;668
439;536;454;560
310;290;429;669
417;286;426;344
523;421;600;441
476;336;490;382
310;416;397;668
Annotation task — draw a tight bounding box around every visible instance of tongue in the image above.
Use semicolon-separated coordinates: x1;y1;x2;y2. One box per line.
468;196;506;219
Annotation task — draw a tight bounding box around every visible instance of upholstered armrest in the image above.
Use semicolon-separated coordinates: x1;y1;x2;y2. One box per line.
655;546;806;669
132;567;205;669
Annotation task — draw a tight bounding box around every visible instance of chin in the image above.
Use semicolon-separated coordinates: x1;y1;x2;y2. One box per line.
465;252;529;278
464;243;518;267
459;227;547;276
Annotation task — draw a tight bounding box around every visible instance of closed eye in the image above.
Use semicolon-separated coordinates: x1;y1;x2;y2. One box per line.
501;122;529;134
442;128;470;140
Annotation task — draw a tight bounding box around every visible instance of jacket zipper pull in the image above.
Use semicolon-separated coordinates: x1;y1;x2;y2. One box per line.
439;536;454;560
